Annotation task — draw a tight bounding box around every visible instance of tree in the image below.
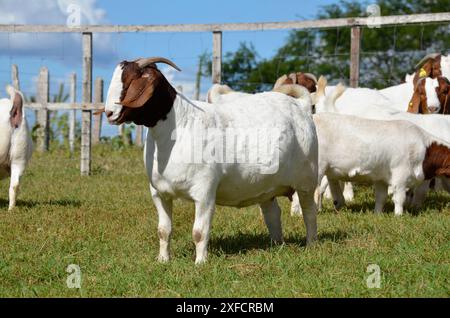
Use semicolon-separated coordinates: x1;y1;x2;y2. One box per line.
212;0;450;91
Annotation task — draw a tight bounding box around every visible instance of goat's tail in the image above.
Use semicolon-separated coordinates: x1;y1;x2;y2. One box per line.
206;84;233;103
423;141;450;179
331;83;346;104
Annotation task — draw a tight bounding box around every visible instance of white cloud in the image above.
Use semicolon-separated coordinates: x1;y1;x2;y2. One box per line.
0;0;115;65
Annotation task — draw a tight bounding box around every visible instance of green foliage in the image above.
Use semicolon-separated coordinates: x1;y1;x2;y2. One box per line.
212;0;450;91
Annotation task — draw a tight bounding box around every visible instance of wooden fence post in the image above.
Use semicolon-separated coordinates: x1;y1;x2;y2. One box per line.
37;67;49;152
92;77;103;144
81;32;92;176
135;125;143;147
350;26;361;88
11;64;20;90
69;73;76;155
212;31;222;84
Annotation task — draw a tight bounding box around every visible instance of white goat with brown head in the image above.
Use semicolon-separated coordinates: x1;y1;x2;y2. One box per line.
104;57;319;264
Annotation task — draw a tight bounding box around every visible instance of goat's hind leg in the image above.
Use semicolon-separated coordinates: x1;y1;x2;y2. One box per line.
296;189;318;245
260;198;284;243
8;164;24;211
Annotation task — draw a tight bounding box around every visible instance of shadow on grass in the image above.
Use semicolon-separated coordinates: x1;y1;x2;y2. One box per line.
209;229;348;255
0;198;81;209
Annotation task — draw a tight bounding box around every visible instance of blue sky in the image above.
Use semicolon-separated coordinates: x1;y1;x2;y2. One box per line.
0;0;339;136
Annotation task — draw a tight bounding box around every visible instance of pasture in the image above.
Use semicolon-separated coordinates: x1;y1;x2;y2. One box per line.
0;145;448;297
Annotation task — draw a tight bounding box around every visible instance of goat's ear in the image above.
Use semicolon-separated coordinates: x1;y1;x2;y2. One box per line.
407;90;421;113
9;91;23;129
120;72;159;108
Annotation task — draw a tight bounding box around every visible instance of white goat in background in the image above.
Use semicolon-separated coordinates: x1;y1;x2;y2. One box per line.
0;86;33;210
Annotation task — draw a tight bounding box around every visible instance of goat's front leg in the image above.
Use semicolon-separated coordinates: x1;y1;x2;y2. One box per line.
260;198;284;243
392;185;407;216
8;164;23;211
410;181;430;210
342;182;354;202
193;197;216;264
150;185;173;263
290;192;302;216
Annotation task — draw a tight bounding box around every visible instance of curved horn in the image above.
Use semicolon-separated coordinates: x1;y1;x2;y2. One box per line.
134;57;181;71
303;72;318;84
273;74;288;90
415;53;441;70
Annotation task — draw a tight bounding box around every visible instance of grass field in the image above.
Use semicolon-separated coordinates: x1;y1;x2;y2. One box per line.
0;145;449;297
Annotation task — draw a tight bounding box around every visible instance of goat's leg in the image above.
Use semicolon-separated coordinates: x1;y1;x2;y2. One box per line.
193;198;216;264
260;198;284;243
373;182;388;213
343;182;354;202
322;176;333;200
296;189;318;245
410;181;430;210
8;164;23;211
150;185;173;263
392;185;407;216
317;175;329;211
328;179;345;210
290;192;302;216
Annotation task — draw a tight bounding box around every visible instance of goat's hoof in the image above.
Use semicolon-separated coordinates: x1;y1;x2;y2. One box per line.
195;258;207;265
290;206;302;216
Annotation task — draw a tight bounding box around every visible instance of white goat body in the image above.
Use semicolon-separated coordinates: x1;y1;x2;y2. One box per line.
313;112;449;215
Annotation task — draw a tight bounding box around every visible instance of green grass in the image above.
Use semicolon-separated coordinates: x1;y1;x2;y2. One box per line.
0;145;449;297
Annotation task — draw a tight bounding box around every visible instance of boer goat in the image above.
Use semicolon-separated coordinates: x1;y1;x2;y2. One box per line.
0;86;33;210
104;57;319;264
292;83;450;216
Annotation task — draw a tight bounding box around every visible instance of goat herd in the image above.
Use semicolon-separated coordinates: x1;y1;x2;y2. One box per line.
1;54;449;264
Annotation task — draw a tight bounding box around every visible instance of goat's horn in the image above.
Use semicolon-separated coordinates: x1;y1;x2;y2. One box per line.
135;57;181;71
415;53;441;70
316;75;327;98
273;74;288;90
303;72;318;84
5;84;15;100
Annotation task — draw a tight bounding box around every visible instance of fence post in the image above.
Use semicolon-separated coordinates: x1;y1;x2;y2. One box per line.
81;32;92;176
11;64;20;90
350;26;361;88
135;125;143;147
37;67;49;152
69;73;76;155
92;77;103;144
212;30;222;84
